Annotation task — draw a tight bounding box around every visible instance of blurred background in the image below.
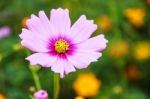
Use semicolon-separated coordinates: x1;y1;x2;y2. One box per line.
0;0;150;99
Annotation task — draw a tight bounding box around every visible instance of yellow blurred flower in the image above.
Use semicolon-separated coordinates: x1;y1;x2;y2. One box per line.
108;39;128;58
75;96;84;99
133;41;150;61
13;43;24;51
0;53;2;63
97;16;112;32
29;86;36;93
113;85;123;94
21;17;29;28
73;73;101;97
0;94;5;99
124;8;145;27
63;2;75;11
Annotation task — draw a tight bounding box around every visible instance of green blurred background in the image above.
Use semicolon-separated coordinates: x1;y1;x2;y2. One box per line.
0;0;150;99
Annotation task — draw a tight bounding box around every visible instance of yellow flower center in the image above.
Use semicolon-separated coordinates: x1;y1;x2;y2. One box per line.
54;39;69;53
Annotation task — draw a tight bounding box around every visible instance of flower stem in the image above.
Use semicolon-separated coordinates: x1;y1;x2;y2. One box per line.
108;0;121;38
30;65;41;90
54;73;60;99
29;94;34;99
26;50;42;90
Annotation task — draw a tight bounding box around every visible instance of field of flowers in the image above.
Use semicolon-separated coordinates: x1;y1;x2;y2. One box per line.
0;0;150;99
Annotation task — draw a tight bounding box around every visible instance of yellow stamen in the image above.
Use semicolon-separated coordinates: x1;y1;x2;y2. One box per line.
54;39;69;53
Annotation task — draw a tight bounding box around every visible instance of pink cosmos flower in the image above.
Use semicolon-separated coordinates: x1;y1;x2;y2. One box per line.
19;8;108;78
34;90;48;99
0;26;11;39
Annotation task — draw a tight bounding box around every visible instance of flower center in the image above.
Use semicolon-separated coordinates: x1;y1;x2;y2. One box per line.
54;39;69;53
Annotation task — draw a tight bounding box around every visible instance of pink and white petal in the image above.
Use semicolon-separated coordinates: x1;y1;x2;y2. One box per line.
21;39;49;52
64;60;76;75
68;15;97;43
20;28;47;43
67;50;102;69
26;53;57;67
38;11;55;37
26;14;51;41
77;34;108;51
67;15;86;38
19;29;34;40
51;59;65;78
20;29;49;52
50;8;71;35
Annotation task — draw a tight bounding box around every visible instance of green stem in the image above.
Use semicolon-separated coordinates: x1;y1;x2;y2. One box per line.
108;0;128;92
30;65;41;90
26;50;42;90
29;94;34;99
108;0;121;38
54;73;60;99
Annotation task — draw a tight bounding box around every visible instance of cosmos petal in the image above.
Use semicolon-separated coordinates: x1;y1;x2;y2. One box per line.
77;34;108;51
38;11;55;37
68;15;97;43
26;12;53;41
51;59;76;78
64;60;76;75
51;59;75;78
51;59;65;78
50;8;71;35
20;29;49;52
26;53;57;67
67;50;102;69
0;26;11;39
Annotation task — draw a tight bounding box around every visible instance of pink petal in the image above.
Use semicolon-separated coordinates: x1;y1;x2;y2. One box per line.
38;11;55;37
20;29;49;52
50;8;71;35
0;26;11;39
26;53;57;67
34;90;48;99
26;12;53;41
51;59;76;78
68;15;97;43
67;50;102;69
63;60;76;75
77;34;108;51
51;59;65;78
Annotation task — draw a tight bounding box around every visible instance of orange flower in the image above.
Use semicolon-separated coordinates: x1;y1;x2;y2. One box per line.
75;96;84;99
124;8;145;27
97;16;112;32
147;0;150;5
125;64;140;80
108;39;128;58
133;41;150;61
73;73;101;97
0;94;5;99
21;17;29;28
